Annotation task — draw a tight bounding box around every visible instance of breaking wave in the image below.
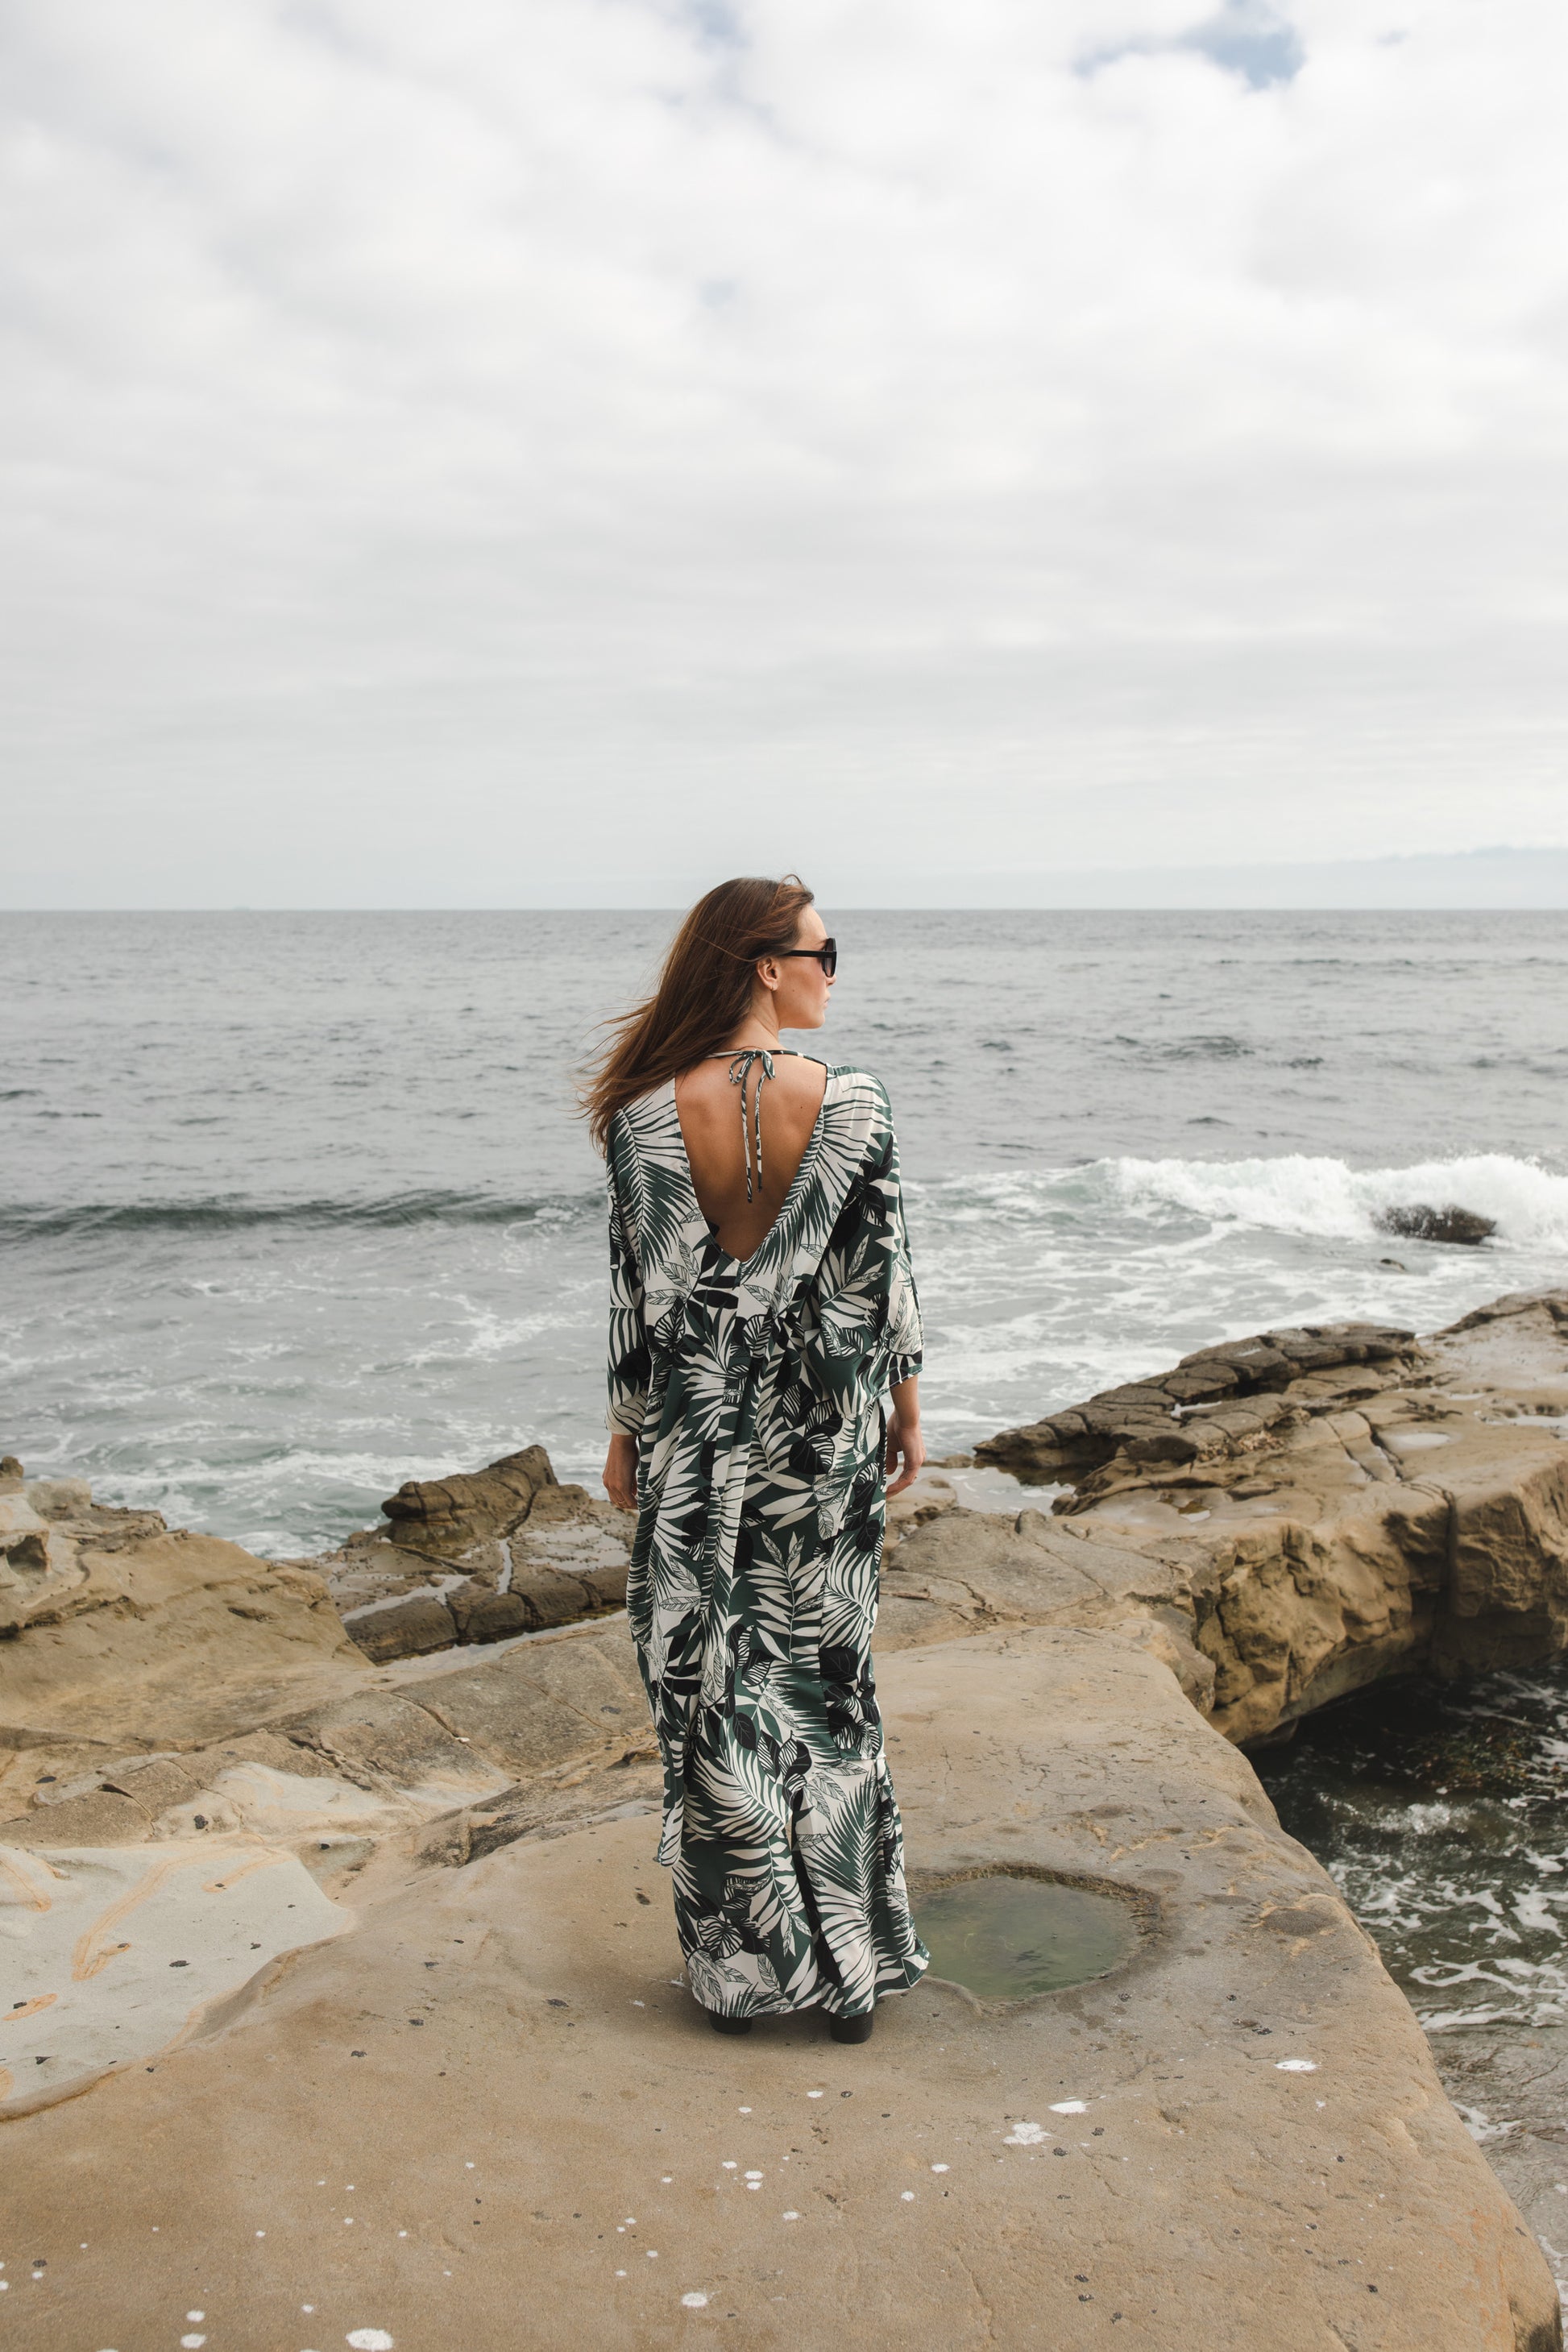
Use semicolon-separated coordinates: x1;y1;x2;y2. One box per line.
1109;1151;1568;1248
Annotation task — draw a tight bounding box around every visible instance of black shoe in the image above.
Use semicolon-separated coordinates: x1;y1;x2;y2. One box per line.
707;2010;752;2036
830;2011;874;2044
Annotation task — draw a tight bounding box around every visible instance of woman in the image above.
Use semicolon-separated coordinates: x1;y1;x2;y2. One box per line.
586;875;929;2042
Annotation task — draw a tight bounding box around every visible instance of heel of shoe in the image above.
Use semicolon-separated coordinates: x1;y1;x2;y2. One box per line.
829;2011;874;2044
707;2010;753;2036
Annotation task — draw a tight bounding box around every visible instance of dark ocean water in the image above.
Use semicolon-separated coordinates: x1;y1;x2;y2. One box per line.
1259;1665;1568;2039
3;908;1565;1553
1257;1657;1568;2310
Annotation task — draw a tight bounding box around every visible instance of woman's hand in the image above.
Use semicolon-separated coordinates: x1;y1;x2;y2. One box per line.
603;1433;639;1512
884;1412;926;1499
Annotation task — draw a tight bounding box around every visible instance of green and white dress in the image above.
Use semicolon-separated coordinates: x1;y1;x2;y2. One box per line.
606;1059;930;2021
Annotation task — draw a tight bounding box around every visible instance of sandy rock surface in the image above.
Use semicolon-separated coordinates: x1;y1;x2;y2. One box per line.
2;1611;663;2122
0;1469;369;1827
1;1835;351;2117
2;1603;653;1852
6;1626;1558;2351
881;1498;1218;1711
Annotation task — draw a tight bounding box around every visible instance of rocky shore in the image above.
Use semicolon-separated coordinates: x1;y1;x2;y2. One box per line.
967;1285;1568;1743
5;1288;1568;2347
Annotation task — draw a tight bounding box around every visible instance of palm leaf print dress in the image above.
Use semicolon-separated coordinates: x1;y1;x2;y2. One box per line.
606;1060;930;2022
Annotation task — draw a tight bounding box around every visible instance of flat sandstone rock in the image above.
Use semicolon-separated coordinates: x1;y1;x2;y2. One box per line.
0;1520;369;1783
4;1627;1556;2351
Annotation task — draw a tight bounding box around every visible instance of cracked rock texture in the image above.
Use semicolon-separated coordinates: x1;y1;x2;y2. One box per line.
301;1443;633;1661
0;1476;365;1796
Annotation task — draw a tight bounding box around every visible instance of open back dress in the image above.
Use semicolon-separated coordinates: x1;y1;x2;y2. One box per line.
605;1059;930;2022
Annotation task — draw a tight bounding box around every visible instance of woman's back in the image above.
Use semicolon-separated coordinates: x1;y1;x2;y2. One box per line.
674;1051;828;1261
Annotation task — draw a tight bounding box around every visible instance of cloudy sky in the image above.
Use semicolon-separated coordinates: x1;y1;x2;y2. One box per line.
6;0;1567;906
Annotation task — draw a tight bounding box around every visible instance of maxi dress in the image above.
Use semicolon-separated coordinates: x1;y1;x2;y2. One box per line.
605;1060;931;2021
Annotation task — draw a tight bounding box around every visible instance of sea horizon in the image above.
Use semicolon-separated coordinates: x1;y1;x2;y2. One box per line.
10;841;1568;915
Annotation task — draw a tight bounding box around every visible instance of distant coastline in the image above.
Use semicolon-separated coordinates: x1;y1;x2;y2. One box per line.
928;844;1568;911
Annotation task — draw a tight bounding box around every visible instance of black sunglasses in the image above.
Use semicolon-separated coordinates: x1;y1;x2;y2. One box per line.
777;938;837;977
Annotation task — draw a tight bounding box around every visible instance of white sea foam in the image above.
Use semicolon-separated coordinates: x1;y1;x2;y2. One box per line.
1513;1888;1566;1935
1402;1802;1460;1836
1110;1151;1568;1248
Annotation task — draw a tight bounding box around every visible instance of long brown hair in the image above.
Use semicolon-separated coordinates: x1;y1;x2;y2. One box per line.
582;874;815;1151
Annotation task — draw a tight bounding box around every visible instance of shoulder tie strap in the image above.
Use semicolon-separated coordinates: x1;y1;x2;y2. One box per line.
724;1048;775;1203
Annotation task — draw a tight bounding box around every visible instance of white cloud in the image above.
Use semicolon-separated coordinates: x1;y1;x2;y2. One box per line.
3;0;1567;904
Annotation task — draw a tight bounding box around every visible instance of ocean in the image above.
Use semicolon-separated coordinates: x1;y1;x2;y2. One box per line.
4;907;1566;1556
1258;1664;1568;2041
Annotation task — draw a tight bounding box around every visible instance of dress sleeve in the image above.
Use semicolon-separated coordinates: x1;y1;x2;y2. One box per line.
810;1079;924;1411
605;1117;652;1436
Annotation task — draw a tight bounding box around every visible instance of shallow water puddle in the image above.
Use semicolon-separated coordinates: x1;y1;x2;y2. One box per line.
917;1873;1139;2000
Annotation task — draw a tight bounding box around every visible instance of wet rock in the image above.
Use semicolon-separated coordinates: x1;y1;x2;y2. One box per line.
313;1445;633;1661
1375;1202;1498;1246
340;1585;462;1663
977;1320;1421;1483
380;1443;557;1553
1433;2020;1568;2325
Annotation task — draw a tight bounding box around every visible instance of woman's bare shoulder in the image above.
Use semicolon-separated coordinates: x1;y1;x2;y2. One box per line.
774;1052;832;1106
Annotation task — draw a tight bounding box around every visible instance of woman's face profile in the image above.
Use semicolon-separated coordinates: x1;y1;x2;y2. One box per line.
761;906;834;1031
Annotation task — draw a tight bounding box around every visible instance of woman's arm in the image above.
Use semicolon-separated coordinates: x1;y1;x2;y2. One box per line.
604;1430;638;1512
885;1373;925;1499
